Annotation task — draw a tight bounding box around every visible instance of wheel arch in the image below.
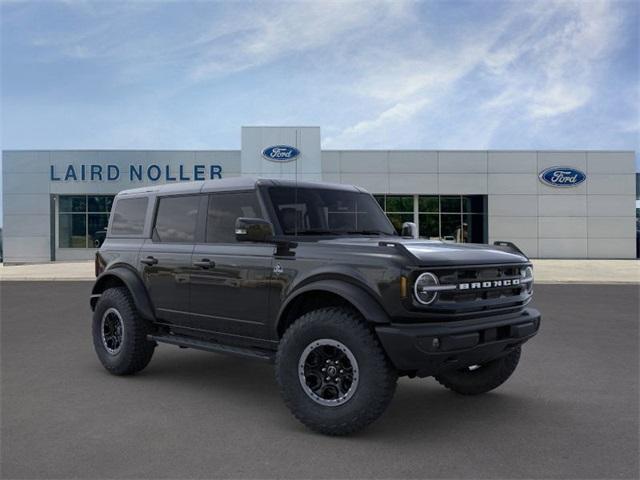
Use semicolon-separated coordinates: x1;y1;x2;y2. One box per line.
276;279;390;338
91;265;155;321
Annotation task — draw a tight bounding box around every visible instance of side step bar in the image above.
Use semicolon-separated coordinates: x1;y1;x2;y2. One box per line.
148;334;275;363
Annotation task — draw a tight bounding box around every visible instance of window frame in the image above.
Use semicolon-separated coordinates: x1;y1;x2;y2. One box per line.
58;194;115;249
376;194;488;243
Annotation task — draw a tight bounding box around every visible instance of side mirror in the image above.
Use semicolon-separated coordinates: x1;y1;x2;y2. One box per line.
235;217;274;242
401;221;417;239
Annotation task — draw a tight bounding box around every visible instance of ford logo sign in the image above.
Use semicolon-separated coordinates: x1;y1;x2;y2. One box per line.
538;166;586;188
261;145;300;162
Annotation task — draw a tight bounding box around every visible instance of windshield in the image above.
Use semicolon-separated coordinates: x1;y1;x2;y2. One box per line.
267;186;397;236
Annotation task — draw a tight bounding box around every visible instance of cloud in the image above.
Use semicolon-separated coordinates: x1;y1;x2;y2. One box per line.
482;0;624;119
2;0;636;155
189;1;411;80
19;0;412;81
326;0;629;147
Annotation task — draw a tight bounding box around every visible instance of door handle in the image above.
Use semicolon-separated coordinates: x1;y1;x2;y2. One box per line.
193;259;215;269
141;256;158;266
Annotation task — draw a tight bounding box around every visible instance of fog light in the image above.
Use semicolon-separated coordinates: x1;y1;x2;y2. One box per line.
432;338;440;349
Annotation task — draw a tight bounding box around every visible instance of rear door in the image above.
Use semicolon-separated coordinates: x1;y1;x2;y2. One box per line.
189;191;274;343
139;194;204;325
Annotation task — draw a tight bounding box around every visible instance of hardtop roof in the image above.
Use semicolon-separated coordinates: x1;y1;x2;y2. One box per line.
116;177;364;197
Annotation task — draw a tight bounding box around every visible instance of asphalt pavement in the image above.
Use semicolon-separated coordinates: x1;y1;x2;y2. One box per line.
1;282;638;479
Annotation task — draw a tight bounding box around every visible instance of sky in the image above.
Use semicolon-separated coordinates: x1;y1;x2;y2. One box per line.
1;0;639;224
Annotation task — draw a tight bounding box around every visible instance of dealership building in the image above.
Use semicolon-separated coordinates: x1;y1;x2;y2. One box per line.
1;126;637;263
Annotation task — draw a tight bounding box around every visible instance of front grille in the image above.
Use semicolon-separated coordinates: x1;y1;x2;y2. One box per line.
421;264;532;317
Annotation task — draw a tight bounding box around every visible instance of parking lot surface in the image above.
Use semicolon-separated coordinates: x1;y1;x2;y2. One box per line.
1;282;638;479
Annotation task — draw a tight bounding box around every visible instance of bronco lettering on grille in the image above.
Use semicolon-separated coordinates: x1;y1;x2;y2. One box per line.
458;278;521;290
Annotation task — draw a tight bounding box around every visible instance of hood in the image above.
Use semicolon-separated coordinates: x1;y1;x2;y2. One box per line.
317;236;529;266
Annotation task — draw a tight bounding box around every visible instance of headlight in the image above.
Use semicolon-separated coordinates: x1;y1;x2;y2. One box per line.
414;272;440;305
521;266;534;292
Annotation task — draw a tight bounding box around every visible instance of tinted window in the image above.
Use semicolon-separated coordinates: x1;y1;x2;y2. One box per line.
154;195;200;243
206;192;262;243
110;197;148;236
268;187;396;236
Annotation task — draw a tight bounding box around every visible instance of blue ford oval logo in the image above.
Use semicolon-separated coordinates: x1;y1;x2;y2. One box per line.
261;145;300;162
538;166;586;187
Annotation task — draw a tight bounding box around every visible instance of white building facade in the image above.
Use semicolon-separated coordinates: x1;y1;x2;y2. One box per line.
2;126;637;263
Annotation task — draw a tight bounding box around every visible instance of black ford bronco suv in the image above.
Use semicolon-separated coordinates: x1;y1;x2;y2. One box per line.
91;177;540;435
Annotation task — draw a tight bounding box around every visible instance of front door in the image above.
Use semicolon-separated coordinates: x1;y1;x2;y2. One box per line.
189;191;274;344
140;194;202;325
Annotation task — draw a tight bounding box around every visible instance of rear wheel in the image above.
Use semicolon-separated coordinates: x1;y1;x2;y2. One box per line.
92;287;155;375
276;307;397;436
434;347;521;395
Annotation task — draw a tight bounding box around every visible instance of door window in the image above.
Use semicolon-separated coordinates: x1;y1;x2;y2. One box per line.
153;195;200;243
206;192;263;243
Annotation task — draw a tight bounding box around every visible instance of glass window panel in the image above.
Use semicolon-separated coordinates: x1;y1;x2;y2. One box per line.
374;195;385;210
440;196;462;213
385;196;413;213
418;196;439;213
207;192;262;243
267;187;396;236
386;213;414;235
110;197;148;236
462;195;486;214
441;214;463;242
154;195;200;243
59;214;87;248
88;195;114;213
59;196;86;213
463;214;486;243
418;214;439;239
88;214;110;248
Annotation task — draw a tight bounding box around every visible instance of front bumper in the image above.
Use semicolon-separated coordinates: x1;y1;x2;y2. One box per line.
375;308;541;377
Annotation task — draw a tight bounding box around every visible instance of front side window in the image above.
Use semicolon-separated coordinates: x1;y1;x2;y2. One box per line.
206;192;262;243
268;187;396;236
153;195;200;243
59;194;115;248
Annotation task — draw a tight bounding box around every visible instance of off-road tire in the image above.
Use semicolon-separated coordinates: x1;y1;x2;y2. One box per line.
276;307;398;436
92;287;155;375
434;347;521;395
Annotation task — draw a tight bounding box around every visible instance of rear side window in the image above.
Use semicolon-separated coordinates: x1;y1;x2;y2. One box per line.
110;197;148;236
206;192;262;243
153;195;200;243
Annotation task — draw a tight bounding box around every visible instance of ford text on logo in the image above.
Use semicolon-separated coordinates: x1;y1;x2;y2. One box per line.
261;145;300;162
538;166;586;187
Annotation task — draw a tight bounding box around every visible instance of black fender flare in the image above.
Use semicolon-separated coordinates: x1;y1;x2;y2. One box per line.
277;279;391;333
90;266;155;321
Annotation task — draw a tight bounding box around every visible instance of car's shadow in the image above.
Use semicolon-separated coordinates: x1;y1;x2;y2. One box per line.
103;347;561;440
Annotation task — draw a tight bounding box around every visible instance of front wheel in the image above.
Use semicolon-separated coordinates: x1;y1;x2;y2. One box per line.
434;347;521;395
276;307;398;436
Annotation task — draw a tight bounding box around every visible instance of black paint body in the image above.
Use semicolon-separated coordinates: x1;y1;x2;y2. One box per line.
91;178;540;376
